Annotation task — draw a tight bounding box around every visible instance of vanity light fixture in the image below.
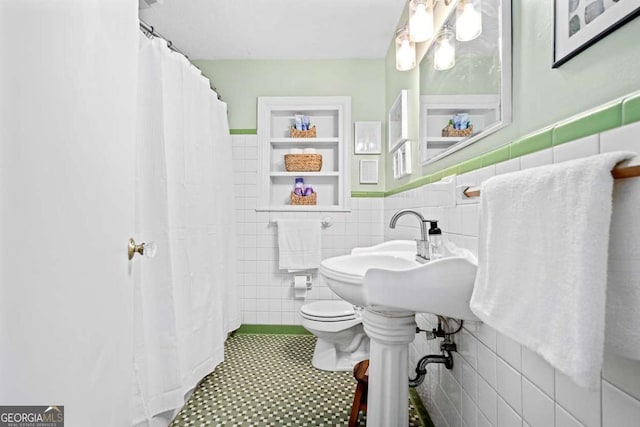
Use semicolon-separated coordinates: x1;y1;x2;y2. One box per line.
434;25;455;70
456;0;482;42
395;25;416;71
409;0;434;43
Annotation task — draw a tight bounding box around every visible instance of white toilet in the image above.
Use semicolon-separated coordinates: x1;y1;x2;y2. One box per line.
300;300;370;371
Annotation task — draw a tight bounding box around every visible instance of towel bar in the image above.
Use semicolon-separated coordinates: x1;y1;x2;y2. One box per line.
463;163;640;199
269;216;333;228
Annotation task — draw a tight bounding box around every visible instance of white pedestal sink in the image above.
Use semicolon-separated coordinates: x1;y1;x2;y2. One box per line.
319;240;479;427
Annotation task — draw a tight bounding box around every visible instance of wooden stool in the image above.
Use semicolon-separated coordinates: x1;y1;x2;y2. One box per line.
349;359;369;427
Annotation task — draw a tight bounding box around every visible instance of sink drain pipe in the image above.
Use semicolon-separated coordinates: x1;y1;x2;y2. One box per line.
408;340;456;387
409;317;462;388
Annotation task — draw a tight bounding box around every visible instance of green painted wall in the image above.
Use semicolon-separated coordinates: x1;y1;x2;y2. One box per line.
194;59;387;192
386;1;640;190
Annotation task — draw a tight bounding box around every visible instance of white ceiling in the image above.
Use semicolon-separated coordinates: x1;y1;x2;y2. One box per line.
139;0;407;60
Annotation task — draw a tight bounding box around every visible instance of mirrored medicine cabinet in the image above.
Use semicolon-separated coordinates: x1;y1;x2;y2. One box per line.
411;0;512;165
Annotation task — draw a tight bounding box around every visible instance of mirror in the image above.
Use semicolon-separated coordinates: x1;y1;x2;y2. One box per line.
418;0;511;164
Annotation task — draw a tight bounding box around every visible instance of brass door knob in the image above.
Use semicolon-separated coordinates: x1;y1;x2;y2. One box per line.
128;238;157;260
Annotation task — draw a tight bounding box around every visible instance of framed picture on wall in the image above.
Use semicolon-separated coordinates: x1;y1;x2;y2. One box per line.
359;159;379;184
354;121;382;154
388;90;408;152
553;0;640;67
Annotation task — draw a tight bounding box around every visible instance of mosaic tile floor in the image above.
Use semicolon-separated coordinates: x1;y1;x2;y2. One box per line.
170;334;424;426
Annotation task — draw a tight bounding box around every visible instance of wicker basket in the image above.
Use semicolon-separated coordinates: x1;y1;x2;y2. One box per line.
284;154;322;172
290;126;317;138
290;191;317;205
442;124;474;137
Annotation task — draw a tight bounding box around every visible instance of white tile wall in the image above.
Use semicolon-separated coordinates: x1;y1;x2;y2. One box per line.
556;404;585;427
521;346;555;398
462;358;479;403
497;396;522;427
552;135;600;163
602;381;640;427
460;329;479;369
462;387;478;427
497;333;522;371
602;352;640;399
496;357;522;415
600;121;640;153
520;148;553;170
232;134;384;325
555;370;601;427
522;378;555;427
478;376;498;426
232;123;640;425
495;158;520;175
478;411;494;427
385;122;640;426
477;341;497;389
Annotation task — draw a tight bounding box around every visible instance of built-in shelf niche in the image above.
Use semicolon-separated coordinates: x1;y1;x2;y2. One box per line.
257;96;351;212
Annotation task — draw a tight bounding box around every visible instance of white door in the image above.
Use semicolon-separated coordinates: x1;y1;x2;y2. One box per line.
0;2;138;426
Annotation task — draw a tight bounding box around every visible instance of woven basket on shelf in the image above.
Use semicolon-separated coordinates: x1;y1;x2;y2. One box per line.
290;126;317;138
442;124;473;137
290;191;317;205
284;154;322;172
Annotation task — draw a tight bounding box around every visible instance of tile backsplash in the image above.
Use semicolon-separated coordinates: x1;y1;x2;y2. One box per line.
231;121;640;426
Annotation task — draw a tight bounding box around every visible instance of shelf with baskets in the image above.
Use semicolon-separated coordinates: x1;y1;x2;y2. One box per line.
419;94;500;164
257;96;351;211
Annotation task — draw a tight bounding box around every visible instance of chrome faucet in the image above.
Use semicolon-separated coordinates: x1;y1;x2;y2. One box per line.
389;209;431;262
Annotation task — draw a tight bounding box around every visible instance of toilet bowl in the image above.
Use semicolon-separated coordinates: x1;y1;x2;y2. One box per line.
300;300;370;371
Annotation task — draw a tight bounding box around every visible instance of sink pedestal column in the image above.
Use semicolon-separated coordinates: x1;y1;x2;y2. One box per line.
362;309;417;427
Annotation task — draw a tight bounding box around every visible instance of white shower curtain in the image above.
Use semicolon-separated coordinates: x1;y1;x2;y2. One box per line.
133;35;240;425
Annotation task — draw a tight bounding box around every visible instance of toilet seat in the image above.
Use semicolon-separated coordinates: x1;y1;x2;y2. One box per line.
300;300;356;321
302;313;355;322
300;316;362;333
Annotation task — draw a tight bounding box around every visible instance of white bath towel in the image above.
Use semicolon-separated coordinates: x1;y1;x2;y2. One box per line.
470;151;635;389
605;174;640;360
277;219;322;271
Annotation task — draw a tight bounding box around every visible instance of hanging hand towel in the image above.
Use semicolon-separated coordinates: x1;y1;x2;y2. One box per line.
470;151;635;390
277;219;322;271
605;174;640;360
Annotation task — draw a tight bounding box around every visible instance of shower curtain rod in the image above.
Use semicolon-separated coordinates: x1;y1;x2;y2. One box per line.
139;19;222;101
